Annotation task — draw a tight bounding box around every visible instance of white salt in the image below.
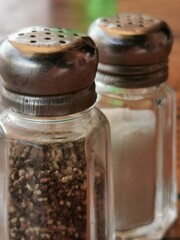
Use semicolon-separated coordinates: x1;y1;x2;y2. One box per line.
102;108;156;230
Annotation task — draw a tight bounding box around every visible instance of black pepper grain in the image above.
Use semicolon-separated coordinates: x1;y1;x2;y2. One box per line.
8;138;89;240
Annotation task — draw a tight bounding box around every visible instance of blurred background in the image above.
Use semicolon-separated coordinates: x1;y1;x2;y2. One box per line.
0;0;179;238
0;0;179;36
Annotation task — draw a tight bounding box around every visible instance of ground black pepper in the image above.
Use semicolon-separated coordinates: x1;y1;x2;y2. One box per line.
9;138;89;240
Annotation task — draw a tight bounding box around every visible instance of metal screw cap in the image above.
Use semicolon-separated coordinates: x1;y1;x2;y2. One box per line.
0;26;98;116
88;13;172;66
88;13;173;87
0;26;98;96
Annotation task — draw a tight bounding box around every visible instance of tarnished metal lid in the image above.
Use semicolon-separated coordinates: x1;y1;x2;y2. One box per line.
88;13;173;87
0;26;98;116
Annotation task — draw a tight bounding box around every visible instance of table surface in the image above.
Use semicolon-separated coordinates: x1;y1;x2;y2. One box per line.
0;0;179;239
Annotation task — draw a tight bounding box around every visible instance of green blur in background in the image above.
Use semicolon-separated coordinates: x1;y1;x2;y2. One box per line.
50;0;118;32
86;0;118;26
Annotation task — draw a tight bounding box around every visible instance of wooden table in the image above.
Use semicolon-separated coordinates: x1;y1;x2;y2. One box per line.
0;0;179;239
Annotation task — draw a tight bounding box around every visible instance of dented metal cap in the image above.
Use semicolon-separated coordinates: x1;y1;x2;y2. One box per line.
88;13;173;88
0;26;98;116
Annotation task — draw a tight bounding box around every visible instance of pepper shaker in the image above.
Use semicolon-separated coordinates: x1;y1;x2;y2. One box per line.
88;13;177;239
0;26;114;240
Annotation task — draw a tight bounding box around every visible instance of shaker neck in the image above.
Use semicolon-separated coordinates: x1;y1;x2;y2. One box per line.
96;80;165;100
96;61;168;89
1;83;97;117
5;105;95;124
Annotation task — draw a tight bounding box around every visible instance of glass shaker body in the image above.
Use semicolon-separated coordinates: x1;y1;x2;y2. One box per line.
0;107;113;240
88;13;178;239
96;81;177;239
0;26;115;240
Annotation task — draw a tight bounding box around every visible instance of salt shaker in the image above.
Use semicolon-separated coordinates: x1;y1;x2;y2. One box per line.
88;13;177;239
0;26;114;240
